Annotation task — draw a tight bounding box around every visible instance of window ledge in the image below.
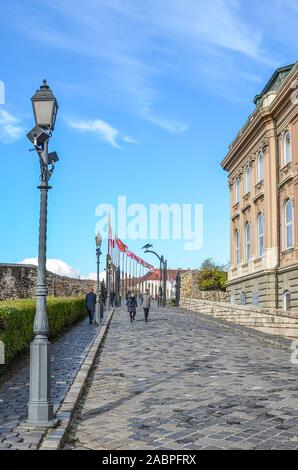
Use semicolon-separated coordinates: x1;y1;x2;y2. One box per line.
255;180;264;191
282;247;294;255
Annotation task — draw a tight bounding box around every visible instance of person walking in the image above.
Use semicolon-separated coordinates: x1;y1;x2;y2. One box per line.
110;290;116;307
85;288;96;325
141;289;151;322
126;292;138;322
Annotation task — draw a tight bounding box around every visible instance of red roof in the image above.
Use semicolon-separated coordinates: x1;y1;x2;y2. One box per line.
142;269;189;282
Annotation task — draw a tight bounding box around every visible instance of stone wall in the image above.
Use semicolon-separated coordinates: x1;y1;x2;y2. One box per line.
180;271;229;302
180;297;298;339
0;264;96;300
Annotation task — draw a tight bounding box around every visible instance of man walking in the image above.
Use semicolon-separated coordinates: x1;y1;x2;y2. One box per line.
141;289;151;322
110;290;116;307
85;288;96;325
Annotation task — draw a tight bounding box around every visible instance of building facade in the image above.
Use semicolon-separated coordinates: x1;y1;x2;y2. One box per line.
221;63;298;310
141;269;186;300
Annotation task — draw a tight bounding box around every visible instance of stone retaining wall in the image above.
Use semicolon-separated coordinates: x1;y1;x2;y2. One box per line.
0;264;96;300
180;297;298;339
180;271;229;302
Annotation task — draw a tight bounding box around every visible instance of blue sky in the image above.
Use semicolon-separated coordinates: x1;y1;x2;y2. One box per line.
0;0;297;278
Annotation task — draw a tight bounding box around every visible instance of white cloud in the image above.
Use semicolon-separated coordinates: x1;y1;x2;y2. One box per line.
0;110;23;143
82;271;106;281
3;0;280;121
20;258;81;278
67;117;138;147
19;257;107;282
141;112;188;134
67;118;121;148
122;135;139;144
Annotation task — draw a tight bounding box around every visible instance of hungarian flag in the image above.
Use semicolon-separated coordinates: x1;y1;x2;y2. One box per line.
116;238;128;252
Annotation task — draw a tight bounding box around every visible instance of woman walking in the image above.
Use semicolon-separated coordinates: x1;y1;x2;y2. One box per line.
126;292;138;322
140;289;151;322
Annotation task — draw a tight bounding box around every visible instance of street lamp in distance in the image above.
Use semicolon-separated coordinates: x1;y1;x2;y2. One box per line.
94;232;103;326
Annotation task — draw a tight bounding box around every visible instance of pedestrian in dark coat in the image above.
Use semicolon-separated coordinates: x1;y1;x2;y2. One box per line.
126;293;138;322
85;288;96;324
110;290;116;307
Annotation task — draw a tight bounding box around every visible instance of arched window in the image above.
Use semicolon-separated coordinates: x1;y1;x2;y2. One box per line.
245;222;251;261
258;213;264;257
240;292;246;305
283;290;291;311
235;230;240;265
235;177;240;204
285;199;293;249
245;165;251;194
283;131;292;165
257;152;264;183
253;289;259;306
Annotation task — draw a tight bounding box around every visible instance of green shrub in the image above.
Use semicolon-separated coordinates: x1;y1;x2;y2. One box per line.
198;258;228;291
0;297;86;364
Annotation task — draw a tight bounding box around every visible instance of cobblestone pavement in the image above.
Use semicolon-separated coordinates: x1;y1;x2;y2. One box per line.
0;318;98;450
64;306;298;450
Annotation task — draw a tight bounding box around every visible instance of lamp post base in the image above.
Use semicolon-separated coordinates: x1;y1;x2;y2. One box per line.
94;302;100;326
27;336;54;426
22;418;59;429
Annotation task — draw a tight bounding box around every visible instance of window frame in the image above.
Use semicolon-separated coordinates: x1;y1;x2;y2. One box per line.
283;130;292;166
283;290;291;311
245;165;251;194
257;152;264;183
235;176;240;204
235;229;240;266
285;199;293;250
245;222;251;261
258;213;264;257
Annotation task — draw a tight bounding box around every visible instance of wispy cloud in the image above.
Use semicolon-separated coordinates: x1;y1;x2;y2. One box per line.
142;111;188;134
67;117;138;148
1;0;283;126
20;257;81;278
82;271;106;281
122;135;139;144
20;256;106;280
67;118;121;148
0;110;23;143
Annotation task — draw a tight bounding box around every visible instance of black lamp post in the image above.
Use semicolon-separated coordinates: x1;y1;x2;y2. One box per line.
142;244;167;307
94;232;103;326
26;80;59;426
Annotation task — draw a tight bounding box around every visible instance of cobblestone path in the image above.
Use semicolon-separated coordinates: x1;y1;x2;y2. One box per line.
0;318;97;449
65;306;298;450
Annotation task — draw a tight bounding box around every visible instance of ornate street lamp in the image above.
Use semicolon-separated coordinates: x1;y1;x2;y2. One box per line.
142;244;167;307
31;79;58;131
106;255;112;310
94;232;103;326
26;80;59;426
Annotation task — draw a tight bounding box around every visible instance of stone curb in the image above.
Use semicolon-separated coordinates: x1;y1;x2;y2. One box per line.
39;307;116;450
178;307;292;350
